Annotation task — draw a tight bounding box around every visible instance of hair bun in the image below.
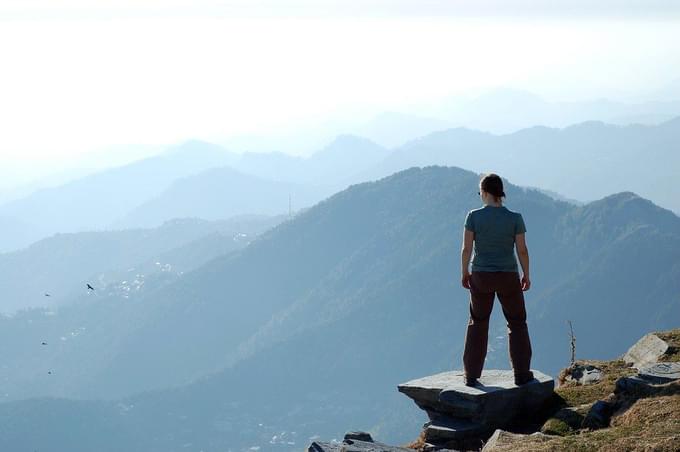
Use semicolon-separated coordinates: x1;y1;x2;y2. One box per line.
480;173;505;199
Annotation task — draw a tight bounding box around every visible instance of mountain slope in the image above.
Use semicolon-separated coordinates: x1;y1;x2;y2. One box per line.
115;166;329;228
232;134;389;186
0;167;678;451
0;215;281;313
302;134;390;181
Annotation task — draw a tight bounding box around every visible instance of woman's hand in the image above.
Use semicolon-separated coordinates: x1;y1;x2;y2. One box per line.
462;272;471;289
521;274;531;291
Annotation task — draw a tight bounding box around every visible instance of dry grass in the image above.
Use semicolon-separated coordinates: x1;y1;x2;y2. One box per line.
479;392;680;451
656;329;680;363
483;328;680;451
403;429;427;450
406;329;680;451
540;403;592;436
555;359;636;407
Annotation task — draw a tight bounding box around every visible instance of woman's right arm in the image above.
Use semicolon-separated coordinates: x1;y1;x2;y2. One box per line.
515;233;531;291
461;229;474;289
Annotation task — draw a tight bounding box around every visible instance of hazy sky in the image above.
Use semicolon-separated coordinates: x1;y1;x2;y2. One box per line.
1;0;679;167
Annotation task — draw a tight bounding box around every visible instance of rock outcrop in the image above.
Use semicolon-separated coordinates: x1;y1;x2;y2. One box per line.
562;363;603;385
306;329;680;452
308;432;413;452
623;333;670;368
637;362;680;384
480;429;552;451
397;370;554;447
539;403;591;435
615;362;680;395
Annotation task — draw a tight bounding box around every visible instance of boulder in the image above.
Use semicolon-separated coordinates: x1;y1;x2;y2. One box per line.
563;364;603;385
614;375;656;394
308;438;412;452
623;333;669;368
637;362;680;384
481;429;552;451
344;432;374;442
540;403;591;435
398;370;554;442
421;445;457;452
582;400;614;429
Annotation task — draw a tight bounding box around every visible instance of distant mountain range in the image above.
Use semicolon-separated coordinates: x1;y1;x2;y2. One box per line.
355;87;680;147
2;113;679;254
434;87;680;132
114;136;389;228
216;87;680;152
0;135;389;252
113;167;324;229
0;166;677;451
234;134;390;185
0;140;237;251
354;117;680;214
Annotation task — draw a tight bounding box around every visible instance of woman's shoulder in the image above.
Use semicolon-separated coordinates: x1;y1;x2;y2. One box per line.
466;207;485;219
468;206;486;214
503;206;523;216
503;207;525;225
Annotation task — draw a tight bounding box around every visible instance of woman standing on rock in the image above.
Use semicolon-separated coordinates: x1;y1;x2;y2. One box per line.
460;173;534;387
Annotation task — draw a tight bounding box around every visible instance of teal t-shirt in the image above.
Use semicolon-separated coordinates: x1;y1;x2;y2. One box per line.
464;205;526;272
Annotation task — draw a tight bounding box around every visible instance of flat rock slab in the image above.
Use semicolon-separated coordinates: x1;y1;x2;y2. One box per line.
399;369;554;425
438;369;553;398
398;370;483;418
623;333;669;368
638;362;680;383
425;417;488;442
308;439;412;452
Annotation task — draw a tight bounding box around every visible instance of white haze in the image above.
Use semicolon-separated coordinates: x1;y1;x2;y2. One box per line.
0;1;679;187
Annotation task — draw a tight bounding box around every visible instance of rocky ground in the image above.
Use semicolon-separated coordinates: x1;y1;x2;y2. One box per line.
410;328;680;451
308;328;680;452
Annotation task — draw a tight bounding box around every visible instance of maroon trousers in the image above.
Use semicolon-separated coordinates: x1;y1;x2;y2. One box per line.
462;271;533;379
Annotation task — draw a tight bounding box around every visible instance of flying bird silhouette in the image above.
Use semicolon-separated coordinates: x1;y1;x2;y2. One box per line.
41;342;47;345
44;293;51;297
87;284;95;291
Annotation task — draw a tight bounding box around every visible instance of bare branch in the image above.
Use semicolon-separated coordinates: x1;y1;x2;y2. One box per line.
567;320;576;367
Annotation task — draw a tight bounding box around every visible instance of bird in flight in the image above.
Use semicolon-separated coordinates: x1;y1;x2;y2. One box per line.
87;284;95;291
44;293;51;297
41;342;47;345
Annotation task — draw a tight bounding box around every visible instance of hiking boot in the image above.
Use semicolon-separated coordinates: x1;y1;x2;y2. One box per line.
514;371;535;386
464;376;478;387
